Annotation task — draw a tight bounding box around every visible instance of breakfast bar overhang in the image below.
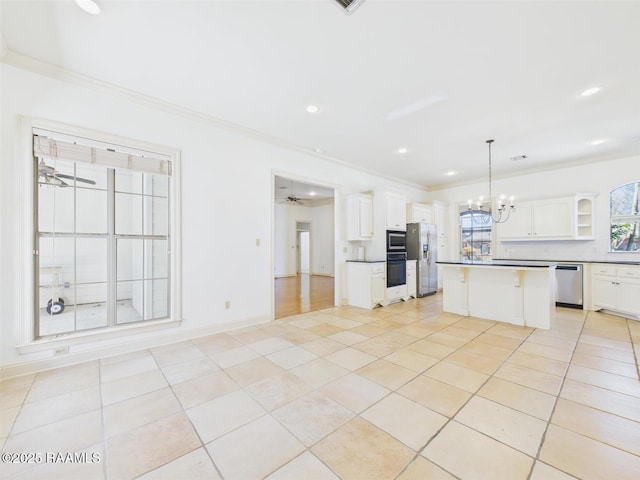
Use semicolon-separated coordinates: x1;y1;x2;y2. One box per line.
437;261;557;329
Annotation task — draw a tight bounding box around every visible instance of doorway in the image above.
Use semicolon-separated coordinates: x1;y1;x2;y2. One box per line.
297;222;310;274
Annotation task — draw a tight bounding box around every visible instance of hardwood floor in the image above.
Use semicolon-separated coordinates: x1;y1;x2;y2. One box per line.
274;274;335;319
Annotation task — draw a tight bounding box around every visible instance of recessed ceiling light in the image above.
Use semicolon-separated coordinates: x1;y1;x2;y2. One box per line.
395;147;409;155
305;105;320;114
75;0;101;15
590;139;606;146
581;87;600;97
309;191;317;196
445;171;457;176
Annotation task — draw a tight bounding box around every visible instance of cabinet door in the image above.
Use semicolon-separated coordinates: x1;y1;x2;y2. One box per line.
593;275;617;310
408;204;433;223
498;203;532;239
386;193;407;230
532;199;573;238
617;279;640;315
371;273;386;304
433;202;448;237
347;195;373;240
359;197;373;238
406;271;416;297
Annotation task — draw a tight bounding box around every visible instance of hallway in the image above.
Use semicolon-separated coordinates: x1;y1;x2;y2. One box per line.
274;274;334;319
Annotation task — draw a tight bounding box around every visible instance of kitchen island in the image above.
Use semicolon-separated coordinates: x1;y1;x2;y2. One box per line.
437;261;557;329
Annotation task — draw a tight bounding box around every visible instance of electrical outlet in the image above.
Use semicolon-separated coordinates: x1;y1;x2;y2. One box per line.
224;300;231;310
256;238;260;247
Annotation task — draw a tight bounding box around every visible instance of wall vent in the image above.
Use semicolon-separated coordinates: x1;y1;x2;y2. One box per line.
333;0;367;15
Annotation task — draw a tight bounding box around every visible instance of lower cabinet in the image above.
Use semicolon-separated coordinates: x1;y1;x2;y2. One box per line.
592;264;640;317
407;260;417;299
346;262;386;309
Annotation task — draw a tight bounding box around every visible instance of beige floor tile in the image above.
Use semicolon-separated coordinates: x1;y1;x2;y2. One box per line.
459;340;514;361
327;317;364;329
560;378;640;422
308;323;345;336
527;332;577;350
100;349;151;366
137;447;220;480
26;361;99;402
101;369;168;406
574;341;637;364
2;411;103;477
267;346;319;369
229;326;274;345
393;324;433;338
207;415;305;480
368;318;406;330
495;362;563;395
321;373;390;413
424;361;489;393
517;341;574;363
312;417;414;480
272;390;355;446
455;396;547;456
361;393;448;450
224;356;286;386
161;356;220;385
353;332;417;357
247;337;295;355
12;385;101;434
397;456;457;480
104;387;182;438
0;405;20;439
551;398;640;456
266;451;339;479
286;317;324;329
478;377;556;420
384;348;439;372
579;334;634;352
186;389;265;443
192;333;243;356
398;375;471;417
100;354;159;384
473;332;523;350
426;331;470;348
539;424;640;480
299;337;345;356
151;342;205;367
349;323;388;338
445;350;503;375
327;330;369;346
325;347;377;371
484;323;533;340
356;359;418;390
566;364;640;398
290;358;349;388
529;461;579;480
506;350;569;377
0;375;35;409
107;413;201;480
210;346;260;368
172;370;240;409
246;371;312;411
571;351;639;378
408;338;456;359
422;421;533;480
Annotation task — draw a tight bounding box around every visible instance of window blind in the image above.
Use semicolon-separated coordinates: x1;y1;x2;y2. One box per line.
33;134;171;176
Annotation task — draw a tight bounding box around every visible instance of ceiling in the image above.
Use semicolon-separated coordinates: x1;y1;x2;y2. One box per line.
1;0;639;191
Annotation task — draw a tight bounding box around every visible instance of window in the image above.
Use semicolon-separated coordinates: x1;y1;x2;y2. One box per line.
610;181;639;252
459;207;493;262
33;132;173;339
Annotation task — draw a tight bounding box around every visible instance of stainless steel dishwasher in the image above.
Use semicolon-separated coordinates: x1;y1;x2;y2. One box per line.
555;264;583;309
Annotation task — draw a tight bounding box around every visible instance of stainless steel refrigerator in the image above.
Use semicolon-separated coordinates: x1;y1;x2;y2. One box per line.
406;223;438;296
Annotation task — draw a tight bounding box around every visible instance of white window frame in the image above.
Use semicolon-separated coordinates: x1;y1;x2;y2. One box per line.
17;117;182;352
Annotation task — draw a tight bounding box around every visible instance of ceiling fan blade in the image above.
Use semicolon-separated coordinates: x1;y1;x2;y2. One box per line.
55;173;97;185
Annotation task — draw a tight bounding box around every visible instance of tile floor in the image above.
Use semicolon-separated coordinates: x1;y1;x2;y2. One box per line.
1;294;640;480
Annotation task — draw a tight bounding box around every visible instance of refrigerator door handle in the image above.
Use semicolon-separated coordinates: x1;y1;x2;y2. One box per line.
425;232;431;264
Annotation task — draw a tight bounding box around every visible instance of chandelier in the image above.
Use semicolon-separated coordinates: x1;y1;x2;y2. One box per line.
467;139;515;224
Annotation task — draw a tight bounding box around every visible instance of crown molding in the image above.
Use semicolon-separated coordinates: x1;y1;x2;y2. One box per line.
1;49;429;194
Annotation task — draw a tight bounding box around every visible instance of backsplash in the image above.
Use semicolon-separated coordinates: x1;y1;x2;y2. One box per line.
495;239;639;263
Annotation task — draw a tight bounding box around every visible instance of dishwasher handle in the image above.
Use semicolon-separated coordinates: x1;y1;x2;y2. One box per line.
556;265;581;271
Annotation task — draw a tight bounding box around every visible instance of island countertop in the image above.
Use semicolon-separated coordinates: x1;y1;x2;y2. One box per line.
437;260;557;268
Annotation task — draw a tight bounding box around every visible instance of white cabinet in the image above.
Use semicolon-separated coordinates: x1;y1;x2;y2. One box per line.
406;260;417;298
575;194;596;240
433;201;449;238
385;192;407;231
592;264;640;317
498;196;590;241
346;262;386;309
406;203;433;224
347;193;374;241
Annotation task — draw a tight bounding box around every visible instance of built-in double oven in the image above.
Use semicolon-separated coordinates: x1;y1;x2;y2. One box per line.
386;230;407;288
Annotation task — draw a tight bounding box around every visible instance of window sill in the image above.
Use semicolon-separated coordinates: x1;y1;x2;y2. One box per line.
17;318;182;355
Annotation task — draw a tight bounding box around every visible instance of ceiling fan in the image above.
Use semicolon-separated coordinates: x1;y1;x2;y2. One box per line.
277;179;304;205
38;160;97;187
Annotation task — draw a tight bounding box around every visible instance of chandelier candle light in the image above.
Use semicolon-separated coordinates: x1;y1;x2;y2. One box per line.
468;139;516;224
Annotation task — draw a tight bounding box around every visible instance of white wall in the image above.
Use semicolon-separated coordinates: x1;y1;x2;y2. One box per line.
0;62;428;373
426;156;640;263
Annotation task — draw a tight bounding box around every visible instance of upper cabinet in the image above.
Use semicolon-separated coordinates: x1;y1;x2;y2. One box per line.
497;194;596;241
385;192;407;231
406;202;433;224
433;201;449;238
346;193;374;241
